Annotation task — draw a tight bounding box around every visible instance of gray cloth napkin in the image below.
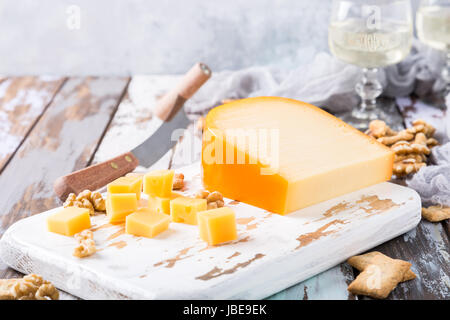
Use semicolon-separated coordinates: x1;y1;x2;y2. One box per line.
406;95;450;207
178;39;445;115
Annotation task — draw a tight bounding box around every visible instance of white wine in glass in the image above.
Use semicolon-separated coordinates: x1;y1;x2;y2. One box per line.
329;0;413;129
329;19;412;68
416;1;450;93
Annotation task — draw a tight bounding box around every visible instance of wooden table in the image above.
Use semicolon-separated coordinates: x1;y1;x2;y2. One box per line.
0;76;449;300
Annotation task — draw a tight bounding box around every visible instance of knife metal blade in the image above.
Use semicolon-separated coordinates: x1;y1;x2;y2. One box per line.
131;103;190;168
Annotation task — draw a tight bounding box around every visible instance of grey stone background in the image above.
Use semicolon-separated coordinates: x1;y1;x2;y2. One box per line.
0;0;420;75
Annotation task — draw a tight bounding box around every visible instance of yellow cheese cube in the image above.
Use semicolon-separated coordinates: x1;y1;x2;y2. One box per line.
47;207;91;236
107;176;142;200
170;197;207;225
198;207;238;245
106;193;138;223
126;208;170;238
143;169;174;198
148;192;181;215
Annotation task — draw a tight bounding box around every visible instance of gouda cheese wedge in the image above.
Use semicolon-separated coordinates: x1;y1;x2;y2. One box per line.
202;97;394;214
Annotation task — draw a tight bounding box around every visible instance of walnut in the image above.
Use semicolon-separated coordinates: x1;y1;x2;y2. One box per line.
206;191;223;202
377;130;414;146
207;202;218;210
196;190;225;209
90;191;106;211
391;141;414;155
76;190;91;201
426;138;438;147
394;153;424;163
410;133;430;155
368;120;397;138
64;190;106;215
0;274;59;300
412;119;435;137
64;193;76;206
73;239;96;258
207;199;224;210
393;161;426;176
73;230;96;258
195;190;210;199
79;198;95;215
367;119;438;177
35;283;60;300
173;173;185;190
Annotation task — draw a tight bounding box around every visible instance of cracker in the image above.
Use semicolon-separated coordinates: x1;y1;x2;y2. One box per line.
422;206;450;222
347;251;415;299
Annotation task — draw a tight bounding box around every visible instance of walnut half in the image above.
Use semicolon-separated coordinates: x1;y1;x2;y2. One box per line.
64;190;106;215
73;230;96;258
195;190;225;210
366;119;438;177
0;274;59;300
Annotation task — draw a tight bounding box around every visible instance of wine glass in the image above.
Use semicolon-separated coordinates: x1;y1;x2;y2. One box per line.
416;0;450;96
329;0;413;130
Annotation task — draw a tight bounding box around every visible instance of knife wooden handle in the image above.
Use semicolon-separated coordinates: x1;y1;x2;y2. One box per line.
53;152;139;201
154;62;211;121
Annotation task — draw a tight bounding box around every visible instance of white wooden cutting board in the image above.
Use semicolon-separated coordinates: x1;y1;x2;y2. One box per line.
0;163;421;299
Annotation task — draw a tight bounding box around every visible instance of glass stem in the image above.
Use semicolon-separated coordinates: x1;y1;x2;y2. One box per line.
442;51;450;95
355;68;383;112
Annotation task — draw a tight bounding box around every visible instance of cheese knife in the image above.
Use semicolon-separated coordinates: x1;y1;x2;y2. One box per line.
54;62;211;201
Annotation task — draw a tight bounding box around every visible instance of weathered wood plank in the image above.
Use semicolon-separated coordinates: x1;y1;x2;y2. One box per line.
267;263;356;300
355;97;450;300
0;77;66;172
0;77;129;289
